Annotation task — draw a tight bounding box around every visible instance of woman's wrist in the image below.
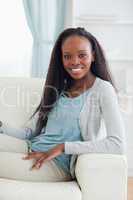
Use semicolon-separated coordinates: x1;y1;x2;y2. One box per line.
58;143;65;152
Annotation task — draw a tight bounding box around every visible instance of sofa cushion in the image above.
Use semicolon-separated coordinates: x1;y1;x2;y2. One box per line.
0;178;81;200
0;78;43;128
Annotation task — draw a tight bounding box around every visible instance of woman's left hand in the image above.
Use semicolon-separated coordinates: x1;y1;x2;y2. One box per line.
22;144;64;170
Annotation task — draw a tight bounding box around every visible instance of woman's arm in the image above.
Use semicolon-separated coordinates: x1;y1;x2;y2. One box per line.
0;122;32;140
0;113;39;140
64;82;126;155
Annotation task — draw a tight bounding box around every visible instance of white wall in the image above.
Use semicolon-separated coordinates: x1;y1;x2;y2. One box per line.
73;0;133;176
74;0;133;20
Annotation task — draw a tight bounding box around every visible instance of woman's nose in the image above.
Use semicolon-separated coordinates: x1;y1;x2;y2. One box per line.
71;56;80;65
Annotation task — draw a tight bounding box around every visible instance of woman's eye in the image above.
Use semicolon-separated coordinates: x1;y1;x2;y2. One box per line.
79;54;86;58
64;55;71;59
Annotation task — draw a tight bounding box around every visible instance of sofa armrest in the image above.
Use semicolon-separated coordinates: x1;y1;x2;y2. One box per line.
75;154;127;200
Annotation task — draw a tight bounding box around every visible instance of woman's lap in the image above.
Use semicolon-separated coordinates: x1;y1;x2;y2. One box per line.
0;134;71;182
0;151;71;182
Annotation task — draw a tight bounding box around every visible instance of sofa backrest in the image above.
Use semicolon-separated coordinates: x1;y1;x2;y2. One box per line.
0;77;44;128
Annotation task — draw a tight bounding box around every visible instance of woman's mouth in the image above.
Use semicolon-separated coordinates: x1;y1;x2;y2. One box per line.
69;66;83;73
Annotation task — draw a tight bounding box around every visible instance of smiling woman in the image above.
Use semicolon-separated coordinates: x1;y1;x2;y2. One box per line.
0;0;32;77
0;27;126;182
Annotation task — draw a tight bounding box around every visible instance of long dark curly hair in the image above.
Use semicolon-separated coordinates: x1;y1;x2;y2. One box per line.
31;27;115;136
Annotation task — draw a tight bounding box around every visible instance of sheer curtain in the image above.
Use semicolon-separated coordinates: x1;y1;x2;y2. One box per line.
0;0;32;77
23;0;70;78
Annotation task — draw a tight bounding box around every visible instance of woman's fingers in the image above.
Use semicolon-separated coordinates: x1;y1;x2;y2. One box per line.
22;152;43;160
30;162;41;170
30;146;62;168
22;148;60;170
31;156;45;170
31;154;50;170
21;152;50;170
22;153;35;160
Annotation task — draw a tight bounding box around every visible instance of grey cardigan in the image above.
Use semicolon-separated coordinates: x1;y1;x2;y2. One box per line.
65;77;126;178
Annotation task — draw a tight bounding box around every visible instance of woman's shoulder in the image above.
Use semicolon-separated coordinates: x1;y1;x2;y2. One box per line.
85;77;117;105
95;77;118;108
96;77;113;88
96;77;116;96
87;77;117;104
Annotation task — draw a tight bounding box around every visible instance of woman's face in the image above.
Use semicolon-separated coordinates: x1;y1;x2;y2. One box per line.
61;35;94;80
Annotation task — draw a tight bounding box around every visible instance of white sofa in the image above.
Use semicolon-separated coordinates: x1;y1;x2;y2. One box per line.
0;78;128;200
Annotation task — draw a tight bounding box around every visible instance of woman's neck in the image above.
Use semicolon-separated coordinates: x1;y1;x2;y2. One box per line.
72;73;96;91
67;73;96;98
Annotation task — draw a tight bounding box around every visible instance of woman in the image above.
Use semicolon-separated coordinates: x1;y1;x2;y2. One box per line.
0;27;126;182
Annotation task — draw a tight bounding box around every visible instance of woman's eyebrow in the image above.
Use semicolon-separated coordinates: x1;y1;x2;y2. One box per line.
63;50;88;54
63;51;70;54
78;50;88;53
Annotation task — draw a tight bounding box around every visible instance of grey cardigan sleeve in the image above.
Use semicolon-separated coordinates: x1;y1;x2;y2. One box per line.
65;82;126;155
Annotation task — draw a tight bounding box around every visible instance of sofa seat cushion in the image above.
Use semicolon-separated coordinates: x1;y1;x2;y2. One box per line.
0;178;81;200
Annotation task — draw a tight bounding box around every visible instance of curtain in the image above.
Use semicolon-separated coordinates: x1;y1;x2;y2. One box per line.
23;0;67;77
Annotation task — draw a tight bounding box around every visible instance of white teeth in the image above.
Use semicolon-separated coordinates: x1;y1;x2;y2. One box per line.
71;67;82;72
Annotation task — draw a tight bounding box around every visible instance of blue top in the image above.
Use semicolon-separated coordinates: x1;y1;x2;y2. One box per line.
30;89;90;175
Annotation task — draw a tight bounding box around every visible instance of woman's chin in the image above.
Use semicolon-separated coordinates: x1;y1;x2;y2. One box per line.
69;72;85;80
